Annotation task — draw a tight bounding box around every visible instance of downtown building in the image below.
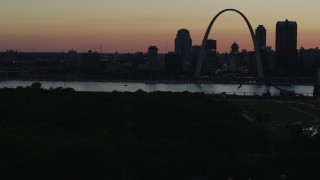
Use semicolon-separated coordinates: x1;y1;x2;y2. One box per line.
255;25;274;75
191;39;217;75
148;46;162;71
255;25;267;50
275;19;299;75
175;29;192;72
204;39;217;75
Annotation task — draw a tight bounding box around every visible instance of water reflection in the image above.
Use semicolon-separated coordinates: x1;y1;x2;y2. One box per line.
0;80;314;96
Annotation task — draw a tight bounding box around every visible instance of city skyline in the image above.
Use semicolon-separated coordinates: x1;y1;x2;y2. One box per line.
1;0;320;53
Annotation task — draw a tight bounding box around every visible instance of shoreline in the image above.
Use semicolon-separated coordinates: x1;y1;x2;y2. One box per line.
0;78;316;86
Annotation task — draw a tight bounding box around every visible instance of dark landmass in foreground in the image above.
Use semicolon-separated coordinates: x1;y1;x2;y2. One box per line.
0;87;320;179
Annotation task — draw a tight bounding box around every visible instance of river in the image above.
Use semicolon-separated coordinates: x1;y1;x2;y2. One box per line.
0;80;315;96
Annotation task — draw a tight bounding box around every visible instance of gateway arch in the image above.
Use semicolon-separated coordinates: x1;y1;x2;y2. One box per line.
195;9;264;80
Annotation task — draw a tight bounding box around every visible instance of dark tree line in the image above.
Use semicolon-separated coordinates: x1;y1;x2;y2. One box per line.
0;87;319;179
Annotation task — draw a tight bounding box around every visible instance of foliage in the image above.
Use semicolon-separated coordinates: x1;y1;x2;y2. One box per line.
0;88;319;179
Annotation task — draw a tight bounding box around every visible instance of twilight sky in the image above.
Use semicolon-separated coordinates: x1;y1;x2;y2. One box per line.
1;0;319;53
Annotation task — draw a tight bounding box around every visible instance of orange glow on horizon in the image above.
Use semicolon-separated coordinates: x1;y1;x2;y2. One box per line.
1;0;320;53
1;27;319;53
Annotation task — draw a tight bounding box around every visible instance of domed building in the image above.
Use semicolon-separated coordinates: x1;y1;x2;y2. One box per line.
230;42;239;54
175;29;192;71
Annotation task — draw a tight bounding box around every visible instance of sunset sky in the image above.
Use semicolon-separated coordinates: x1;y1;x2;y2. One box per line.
1;0;319;53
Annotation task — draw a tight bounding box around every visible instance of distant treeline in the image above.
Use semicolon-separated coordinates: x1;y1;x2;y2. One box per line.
0;87;319;179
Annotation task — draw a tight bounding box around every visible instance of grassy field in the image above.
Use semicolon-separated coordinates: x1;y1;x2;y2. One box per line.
290;103;320;120
234;99;320;139
234;100;317;124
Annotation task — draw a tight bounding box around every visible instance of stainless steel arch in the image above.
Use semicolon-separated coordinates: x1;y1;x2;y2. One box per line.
195;9;264;79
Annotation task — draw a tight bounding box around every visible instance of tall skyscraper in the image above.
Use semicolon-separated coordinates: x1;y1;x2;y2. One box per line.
203;39;217;74
255;25;267;49
276;20;297;51
175;29;192;71
275;19;299;74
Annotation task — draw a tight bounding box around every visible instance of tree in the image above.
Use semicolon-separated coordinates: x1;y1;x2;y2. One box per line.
30;82;42;89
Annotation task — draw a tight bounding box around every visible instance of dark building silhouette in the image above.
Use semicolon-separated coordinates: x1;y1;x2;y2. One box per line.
165;52;182;74
80;50;100;70
299;47;320;76
276;20;297;51
255;25;274;75
0;50;18;69
231;42;239;54
147;46;158;62
192;45;201;69
68;49;79;60
206;40;217;52
175;29;192;71
6;50;18;61
229;42;240;69
275;19;299;74
255;25;267;49
204;39;217;75
148;46;160;71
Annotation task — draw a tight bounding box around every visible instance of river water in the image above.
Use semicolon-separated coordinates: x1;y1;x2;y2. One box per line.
0;80;314;96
